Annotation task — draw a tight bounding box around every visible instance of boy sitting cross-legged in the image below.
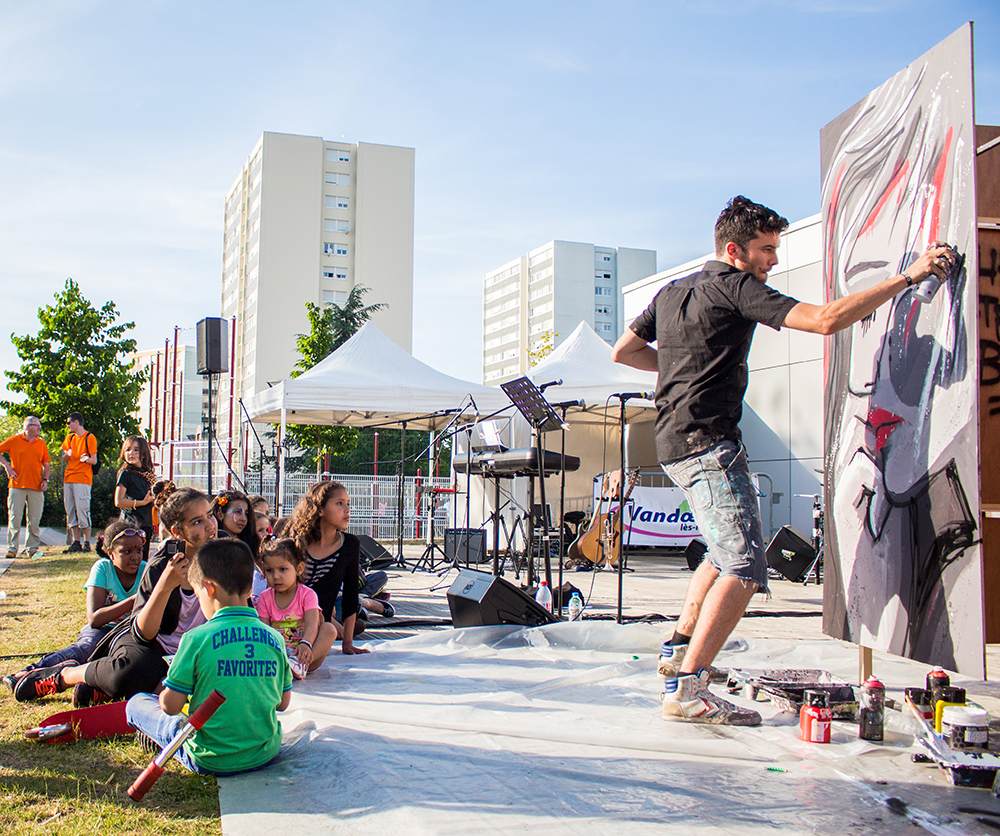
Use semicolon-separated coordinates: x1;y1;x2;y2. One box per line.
125;538;292;776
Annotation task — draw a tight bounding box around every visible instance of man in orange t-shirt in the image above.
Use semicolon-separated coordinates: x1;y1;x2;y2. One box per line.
60;412;98;553
0;416;51;558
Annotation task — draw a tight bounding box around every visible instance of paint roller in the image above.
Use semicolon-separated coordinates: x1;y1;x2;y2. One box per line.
128;689;226;802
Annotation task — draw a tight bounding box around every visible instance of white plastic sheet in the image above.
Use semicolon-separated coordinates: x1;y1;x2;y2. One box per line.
219;626;998;835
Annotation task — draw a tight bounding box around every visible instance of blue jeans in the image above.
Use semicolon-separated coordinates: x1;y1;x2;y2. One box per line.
661;440;768;593
126;693;209;773
29;626;108;671
125;693;280;777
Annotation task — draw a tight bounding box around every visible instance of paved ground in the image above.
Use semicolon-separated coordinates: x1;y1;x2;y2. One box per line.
363;544;824;644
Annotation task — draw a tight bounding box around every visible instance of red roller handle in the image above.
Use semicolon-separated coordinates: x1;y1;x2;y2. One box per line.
127;762;165;802
128;690;227;803
188;689;227;729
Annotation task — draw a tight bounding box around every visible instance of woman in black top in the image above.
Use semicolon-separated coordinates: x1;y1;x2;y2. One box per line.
114;435;156;559
288;481;368;655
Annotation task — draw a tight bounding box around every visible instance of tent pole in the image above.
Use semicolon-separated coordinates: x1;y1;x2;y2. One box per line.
277;408;287;516
395;421;407;567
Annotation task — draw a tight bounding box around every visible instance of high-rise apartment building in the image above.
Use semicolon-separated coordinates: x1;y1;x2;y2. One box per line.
482;241;656;383
222;131;415;415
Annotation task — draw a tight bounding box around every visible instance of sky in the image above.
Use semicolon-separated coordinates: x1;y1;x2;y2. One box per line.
2;0;999;395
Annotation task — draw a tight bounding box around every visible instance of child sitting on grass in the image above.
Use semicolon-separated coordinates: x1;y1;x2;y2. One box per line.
125;538;292;776
5;520;146;698
255;538;337;679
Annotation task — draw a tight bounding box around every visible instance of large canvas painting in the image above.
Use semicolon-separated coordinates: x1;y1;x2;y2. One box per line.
820;24;983;676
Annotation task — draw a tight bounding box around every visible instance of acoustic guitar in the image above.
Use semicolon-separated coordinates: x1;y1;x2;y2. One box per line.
566;469;640;568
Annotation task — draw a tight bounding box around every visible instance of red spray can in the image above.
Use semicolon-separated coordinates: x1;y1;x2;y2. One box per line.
800;689;831;743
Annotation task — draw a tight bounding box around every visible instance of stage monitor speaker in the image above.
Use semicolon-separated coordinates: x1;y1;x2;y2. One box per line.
447;569;558;628
765;525;817;582
684;539;707;571
196;317;229;375
357;534;395;569
444;528;488;565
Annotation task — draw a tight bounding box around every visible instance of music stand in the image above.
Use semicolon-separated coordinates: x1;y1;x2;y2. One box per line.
500;377;567;591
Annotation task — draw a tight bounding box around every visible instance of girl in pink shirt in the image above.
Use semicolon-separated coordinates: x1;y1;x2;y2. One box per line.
255;538;337;679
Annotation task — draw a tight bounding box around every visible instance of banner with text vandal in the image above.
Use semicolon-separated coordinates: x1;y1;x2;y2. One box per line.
591;484;701;548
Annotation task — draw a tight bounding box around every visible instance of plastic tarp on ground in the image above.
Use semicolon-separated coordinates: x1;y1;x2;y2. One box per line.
242;322;511;431
219;625;999;835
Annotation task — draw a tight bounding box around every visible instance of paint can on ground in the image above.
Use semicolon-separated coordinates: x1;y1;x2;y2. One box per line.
941;705;990;751
859;677;885;742
799;690;831;743
926;667;950;707
905;687;934;722
933;688;968;732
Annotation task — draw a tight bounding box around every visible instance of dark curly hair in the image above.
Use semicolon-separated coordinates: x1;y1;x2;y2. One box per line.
287;480;348;549
153;481;210;533
94;519;146;560
714;195;789;256
210;489;261;556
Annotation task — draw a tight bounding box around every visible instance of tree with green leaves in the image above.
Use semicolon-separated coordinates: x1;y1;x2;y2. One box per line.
1;278;145;469
287;286;386;472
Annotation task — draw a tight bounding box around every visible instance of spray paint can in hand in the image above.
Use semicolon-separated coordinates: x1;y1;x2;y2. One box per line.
859;676;885;742
799;690;832;743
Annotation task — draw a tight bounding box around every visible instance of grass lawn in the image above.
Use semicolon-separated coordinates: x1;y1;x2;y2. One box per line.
0;547;222;835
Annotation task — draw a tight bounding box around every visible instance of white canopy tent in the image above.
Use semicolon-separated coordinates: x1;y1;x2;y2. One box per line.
460;323;658;554
242;322;512;514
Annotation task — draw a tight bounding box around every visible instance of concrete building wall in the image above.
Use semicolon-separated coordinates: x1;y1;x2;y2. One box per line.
621;215;823;538
354;142;415;349
484;240;657;384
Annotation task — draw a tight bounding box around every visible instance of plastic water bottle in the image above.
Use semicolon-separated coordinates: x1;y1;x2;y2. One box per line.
535;581;553;613
568;592;583;622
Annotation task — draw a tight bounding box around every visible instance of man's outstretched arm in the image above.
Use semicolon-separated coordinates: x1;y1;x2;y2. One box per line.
783;243;955;336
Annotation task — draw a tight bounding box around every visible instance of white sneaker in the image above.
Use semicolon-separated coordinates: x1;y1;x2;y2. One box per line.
662;670;761;726
657;642;727;683
288;657;309;680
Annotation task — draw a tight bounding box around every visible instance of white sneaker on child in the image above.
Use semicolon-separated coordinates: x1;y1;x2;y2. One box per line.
288;656;309;680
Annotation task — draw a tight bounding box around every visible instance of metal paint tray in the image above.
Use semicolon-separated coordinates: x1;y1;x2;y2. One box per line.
726;668;858;718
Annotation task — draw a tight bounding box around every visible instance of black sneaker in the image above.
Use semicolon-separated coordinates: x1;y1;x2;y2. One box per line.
14;665;67;701
380;600;395;618
72;681;112;708
81;542;92;553
134;731;160;756
2;669;26;695
63;542;83;554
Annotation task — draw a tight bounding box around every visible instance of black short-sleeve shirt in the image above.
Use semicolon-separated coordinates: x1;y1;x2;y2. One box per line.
630;260;800;464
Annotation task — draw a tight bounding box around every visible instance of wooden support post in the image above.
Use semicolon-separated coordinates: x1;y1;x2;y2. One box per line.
859;645;873;685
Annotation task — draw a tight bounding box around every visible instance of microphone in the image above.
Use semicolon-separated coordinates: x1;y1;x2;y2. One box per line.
550;399;585;409
538;379;563;391
613;391;654;401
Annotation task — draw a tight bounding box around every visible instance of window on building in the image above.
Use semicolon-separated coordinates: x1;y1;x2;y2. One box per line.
601;322;613;332
595;287;613;297
326;149;352;163
325;172;350;186
335;244;348;256
603;255;612;262
322;290;348;306
596;305;612;315
324;219;351;233
323;269;349;280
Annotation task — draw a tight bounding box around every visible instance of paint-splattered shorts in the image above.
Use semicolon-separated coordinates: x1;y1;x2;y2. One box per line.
661;440;768;593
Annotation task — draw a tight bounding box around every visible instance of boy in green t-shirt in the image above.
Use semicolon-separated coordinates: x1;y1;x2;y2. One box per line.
125;539;292;775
